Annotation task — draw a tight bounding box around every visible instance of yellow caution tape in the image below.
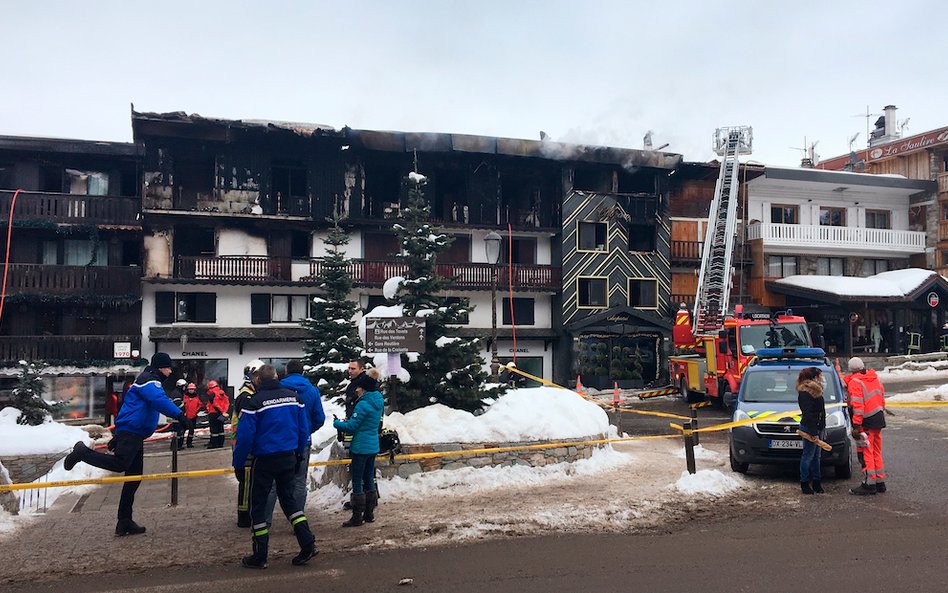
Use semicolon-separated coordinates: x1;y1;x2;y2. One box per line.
886;401;948;407
508;366;691;421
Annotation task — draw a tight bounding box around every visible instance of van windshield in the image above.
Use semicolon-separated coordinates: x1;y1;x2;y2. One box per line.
742;369;840;403
740;323;810;352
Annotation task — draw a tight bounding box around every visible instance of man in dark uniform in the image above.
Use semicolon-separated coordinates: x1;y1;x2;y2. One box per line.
233;364;316;569
63;352;192;536
233;359;263;528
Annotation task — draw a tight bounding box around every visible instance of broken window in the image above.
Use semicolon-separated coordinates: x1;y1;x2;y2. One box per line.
363;157;404;219
175;156;216;209
501;171;543;227
39;165;63;192
174;227;216;257
578;221;607;251
572;165;612;193
433;167;467;222
271;163;308;215
616;168;656;193
65;169;109;196
628;223;656;252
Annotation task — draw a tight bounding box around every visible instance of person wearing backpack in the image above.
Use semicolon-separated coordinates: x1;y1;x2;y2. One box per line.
333;373;384;527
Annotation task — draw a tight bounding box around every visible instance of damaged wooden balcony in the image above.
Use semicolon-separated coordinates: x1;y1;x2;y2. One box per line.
0;335;141;364
0;190;140;227
4;265;141;296
308;259;561;291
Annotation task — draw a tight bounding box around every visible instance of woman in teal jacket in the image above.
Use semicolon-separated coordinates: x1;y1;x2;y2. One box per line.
333;373;384;527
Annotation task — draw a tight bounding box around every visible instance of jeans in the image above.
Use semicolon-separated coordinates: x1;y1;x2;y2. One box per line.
350;453;377;495
799;427;823;482
77;431;144;521
265;446;310;520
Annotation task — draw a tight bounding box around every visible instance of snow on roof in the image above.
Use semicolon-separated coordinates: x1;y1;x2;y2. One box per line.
774;268;936;298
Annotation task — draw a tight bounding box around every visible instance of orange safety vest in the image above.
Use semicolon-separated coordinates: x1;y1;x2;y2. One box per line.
846;370;885;427
206;387;230;416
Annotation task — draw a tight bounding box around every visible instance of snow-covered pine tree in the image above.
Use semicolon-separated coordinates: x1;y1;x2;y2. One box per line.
302;213;363;400
390;171;502;412
12;360;62;426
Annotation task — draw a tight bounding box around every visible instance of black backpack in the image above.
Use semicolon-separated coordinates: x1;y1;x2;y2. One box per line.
379;428;401;462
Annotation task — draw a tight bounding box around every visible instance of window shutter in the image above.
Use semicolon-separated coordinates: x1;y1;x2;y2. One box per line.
155;292;175;324
194;293;217;323
251;294;271;325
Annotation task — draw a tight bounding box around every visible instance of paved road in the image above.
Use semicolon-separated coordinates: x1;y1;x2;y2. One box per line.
10;401;947;593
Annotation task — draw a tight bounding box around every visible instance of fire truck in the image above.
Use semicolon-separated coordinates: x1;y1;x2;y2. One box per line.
668;127;811;407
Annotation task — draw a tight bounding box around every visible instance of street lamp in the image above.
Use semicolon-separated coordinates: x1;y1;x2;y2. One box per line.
484;230;503;380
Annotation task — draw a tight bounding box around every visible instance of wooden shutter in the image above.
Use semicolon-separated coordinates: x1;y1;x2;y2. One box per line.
155;292;175;324
251;294;271;325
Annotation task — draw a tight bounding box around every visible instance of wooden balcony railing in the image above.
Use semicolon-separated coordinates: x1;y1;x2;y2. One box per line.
0;190;140;226
938;172;948;194
939;220;948;241
310;259;562;291
177;256;292;282
5;265;141;296
0;335;141;363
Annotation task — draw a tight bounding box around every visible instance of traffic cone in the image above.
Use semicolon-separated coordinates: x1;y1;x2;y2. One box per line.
575;374;584;395
612;381;621;407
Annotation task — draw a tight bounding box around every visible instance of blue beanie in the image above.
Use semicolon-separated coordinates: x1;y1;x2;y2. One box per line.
151;352;173;369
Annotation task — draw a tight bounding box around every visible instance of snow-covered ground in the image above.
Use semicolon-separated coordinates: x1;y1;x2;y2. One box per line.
879;359;948;382
0;407;92;456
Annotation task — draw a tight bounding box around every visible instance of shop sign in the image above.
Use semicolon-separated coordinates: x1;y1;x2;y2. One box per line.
507;348;530;354
365;317;426;353
113;341;132;359
607;312;633;323
928;292;940;308
181;351;208;357
868;128;948;161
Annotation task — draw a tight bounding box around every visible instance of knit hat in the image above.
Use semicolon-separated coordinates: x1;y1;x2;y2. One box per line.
352;373;379;392
151;352;173;369
847;357;865;372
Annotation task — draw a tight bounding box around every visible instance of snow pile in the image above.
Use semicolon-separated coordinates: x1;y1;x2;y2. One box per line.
408;172;427;184
775;268;935;298
0;408;92;456
673;469;744;496
383;386;610;444
673;444;721;460
311;397;345;446
382;276;403;300
886;384;948;403
879;359;948;381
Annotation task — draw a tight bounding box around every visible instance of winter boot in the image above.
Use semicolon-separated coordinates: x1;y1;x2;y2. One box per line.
115;519;147;536
812;480;824;494
875;481;887;493
801;481;814;495
242;527;269;569
291;518;318;566
64;442;87;471
342;493;366;527
849;482;877;496
364;490;378;523
186;436;193;448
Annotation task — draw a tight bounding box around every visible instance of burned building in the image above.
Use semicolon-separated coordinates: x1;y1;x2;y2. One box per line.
132;110;680;389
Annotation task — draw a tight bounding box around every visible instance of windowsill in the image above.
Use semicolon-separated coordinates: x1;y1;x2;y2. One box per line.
577;304;607;310
576;248;608;253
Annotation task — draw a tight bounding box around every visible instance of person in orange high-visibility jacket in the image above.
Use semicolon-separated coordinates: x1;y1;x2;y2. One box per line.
182;383;203;448
205;380;230;449
844;357;887;495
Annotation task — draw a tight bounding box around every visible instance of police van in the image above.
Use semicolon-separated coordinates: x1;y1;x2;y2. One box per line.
728;347;852;478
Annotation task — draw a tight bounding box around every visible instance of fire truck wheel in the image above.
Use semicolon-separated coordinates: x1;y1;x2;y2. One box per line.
678;377;690;401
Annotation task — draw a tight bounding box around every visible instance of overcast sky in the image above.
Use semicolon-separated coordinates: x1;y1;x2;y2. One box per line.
2;1;945;165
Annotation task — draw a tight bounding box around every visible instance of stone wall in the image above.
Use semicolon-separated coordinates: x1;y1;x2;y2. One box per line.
318;435;606;489
0;461;19;515
0;452;66;484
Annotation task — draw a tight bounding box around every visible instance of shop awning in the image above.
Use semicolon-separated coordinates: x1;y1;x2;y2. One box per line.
768;269;948;305
150;327;308;342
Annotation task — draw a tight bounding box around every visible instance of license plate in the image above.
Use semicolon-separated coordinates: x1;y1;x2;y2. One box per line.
768;439;803;449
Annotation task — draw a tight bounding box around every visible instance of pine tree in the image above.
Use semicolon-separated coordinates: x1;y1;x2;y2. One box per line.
302;213;363;400
12;360;62;426
390;171;503;412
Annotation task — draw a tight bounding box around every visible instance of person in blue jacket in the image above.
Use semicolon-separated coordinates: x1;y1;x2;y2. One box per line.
333;372;384;527
265;359;325;517
233;364;316;569
63;352;192;536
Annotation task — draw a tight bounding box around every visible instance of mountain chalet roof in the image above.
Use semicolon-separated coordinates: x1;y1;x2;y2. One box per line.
770;268;947;302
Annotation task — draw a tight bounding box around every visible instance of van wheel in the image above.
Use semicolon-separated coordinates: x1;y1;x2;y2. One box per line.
729;448;748;474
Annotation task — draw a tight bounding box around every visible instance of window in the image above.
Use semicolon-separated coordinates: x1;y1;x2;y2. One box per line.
578;222;607;251
767;256;797;278
865;210;891;230
508;237;537;265
820;207;846;226
862;259;889;276
156;292;216;323
291;231;310;260
441;235;471;264
271;163;308;215
251;294;309;324
629;279;658;309
817;257;845;276
364;294;387;314
62;239;108;266
363;232;400;261
502;298;535;325
443;297;470;324
628;223;656;252
770;205;798;224
65;169;109;196
577;277;607;308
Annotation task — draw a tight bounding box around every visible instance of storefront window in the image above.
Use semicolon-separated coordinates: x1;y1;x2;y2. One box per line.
173;359;229;391
576;333;659;387
44;376;109;420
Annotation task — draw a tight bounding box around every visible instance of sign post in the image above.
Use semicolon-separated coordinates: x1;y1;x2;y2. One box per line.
365;317;426;412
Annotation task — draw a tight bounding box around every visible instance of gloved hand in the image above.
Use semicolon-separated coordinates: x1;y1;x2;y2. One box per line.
851;425;862;439
218;414;229;424
177;414;194;431
107;438;117;452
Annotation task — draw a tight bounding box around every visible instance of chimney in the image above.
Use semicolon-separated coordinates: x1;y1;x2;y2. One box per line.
884;105;898;138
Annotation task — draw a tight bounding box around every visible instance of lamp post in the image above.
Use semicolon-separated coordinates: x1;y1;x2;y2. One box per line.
484;230;503;380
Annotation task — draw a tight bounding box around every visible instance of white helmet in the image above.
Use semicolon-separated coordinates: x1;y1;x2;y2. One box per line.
244;359;265;379
175;379;188;387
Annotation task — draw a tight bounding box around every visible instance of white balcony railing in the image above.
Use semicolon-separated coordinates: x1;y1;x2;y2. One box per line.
747;222;926;256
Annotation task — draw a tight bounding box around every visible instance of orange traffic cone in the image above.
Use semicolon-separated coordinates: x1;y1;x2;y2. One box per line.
576;374;584;394
612;381;621;407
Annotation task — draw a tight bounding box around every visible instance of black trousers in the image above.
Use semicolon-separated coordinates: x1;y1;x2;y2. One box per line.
249;452;304;528
208;415;225;448
78;431;144;521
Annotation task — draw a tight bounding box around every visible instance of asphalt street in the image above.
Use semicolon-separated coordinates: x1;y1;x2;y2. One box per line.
11;397;948;593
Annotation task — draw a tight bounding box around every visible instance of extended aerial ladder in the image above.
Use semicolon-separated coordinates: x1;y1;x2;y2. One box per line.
692;126;753;335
